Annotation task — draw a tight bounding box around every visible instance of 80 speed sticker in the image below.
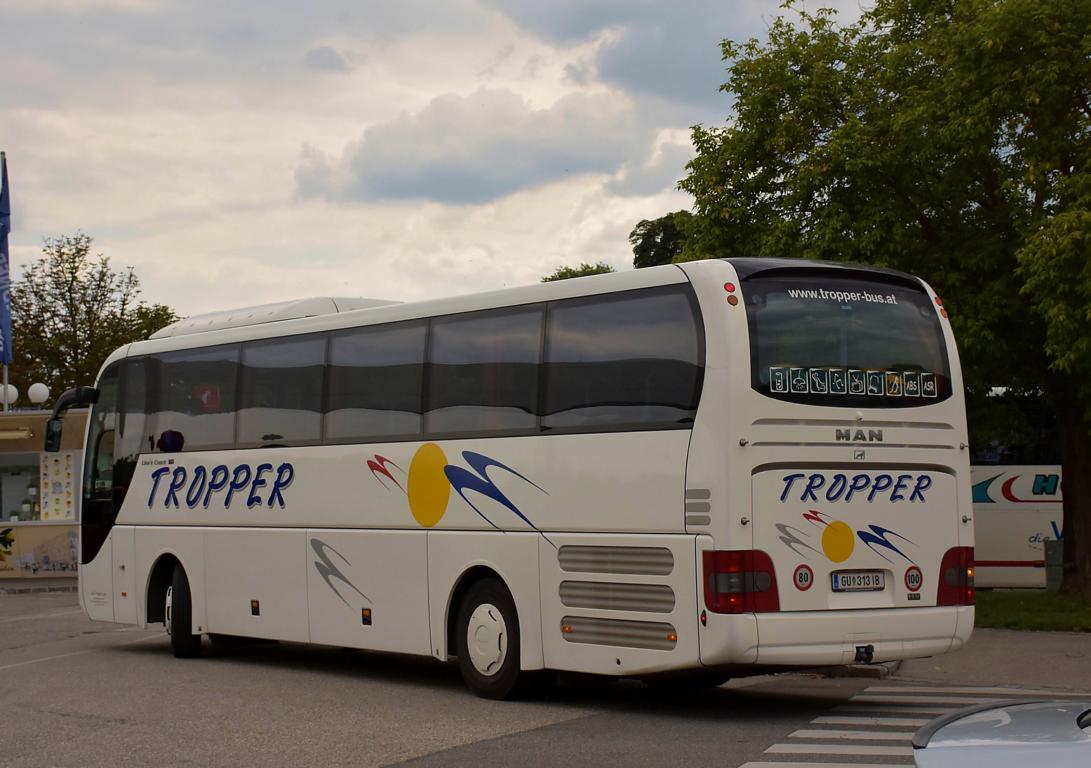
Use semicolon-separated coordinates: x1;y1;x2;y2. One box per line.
793;564;814;591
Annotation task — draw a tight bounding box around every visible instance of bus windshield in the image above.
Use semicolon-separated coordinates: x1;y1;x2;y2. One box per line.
743;272;951;408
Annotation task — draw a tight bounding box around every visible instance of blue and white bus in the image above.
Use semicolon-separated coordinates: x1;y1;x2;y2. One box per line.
48;258;974;698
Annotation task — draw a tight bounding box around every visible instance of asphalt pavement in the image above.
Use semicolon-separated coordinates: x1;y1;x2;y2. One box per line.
2;588;1089;767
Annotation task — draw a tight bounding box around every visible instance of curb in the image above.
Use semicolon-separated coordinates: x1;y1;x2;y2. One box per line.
0;583;79;595
814;660;902;679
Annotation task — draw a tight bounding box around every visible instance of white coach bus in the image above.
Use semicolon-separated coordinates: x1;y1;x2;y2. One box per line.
46;258;974;698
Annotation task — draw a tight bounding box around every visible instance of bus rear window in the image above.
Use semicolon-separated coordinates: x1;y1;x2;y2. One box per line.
743;273;951;407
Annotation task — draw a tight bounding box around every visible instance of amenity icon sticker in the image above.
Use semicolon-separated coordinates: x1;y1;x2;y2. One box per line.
829;368;847;395
769;367;789;393
866;370;884;396
848;370;866;395
921;373;938;397
790;368;808;394
885;371;903;396
809;368;829;394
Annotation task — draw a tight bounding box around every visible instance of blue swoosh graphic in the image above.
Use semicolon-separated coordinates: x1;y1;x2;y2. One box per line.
857;525;915;564
443;451;547;532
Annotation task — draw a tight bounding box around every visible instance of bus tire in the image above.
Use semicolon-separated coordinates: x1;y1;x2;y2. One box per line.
165;565;202;658
455;579;525;699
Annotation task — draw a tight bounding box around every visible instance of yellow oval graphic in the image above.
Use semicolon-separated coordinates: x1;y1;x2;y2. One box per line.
407;443;451;527
822;520;855;563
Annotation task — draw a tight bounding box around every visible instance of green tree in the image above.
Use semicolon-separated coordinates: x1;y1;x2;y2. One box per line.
541;262;615;282
11;233;178;402
629;211;694;268
680;0;1091;590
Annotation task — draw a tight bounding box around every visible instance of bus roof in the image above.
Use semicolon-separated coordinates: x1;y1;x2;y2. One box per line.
150;297;400;339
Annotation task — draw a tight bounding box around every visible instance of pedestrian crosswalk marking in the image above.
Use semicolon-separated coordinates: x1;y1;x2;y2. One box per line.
833;704;953;715
740;763;910;768
739;763;910;768
790;728;912;741
813;715;928;727
851;694;1001;705
766;743;914;756
866;684;1091;698
737;681;1078;768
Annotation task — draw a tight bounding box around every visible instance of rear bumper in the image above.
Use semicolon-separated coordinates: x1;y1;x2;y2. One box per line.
699;605;972;667
752;606;973;665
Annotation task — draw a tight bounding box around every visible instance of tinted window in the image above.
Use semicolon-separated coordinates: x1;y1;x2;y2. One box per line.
743;273;951;407
119;358;152;461
543;286;703;430
326;321;426;442
238;334;326;447
426;308;542;434
152;345;240;451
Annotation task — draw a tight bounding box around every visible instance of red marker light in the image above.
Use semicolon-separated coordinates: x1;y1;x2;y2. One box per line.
724;282;736;293
935;296;943;306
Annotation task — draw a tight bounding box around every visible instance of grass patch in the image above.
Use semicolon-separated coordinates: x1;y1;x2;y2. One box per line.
975;589;1091;632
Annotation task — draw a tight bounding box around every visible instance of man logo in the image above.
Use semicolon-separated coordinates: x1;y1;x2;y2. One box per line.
836;428;884;442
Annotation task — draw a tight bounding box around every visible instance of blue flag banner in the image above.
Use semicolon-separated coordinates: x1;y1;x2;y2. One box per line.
0;152;12;365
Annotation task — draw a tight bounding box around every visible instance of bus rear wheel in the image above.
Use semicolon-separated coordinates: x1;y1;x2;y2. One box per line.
165;565;202;658
455;579;525;699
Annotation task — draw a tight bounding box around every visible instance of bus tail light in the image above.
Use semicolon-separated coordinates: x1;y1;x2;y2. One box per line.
703;550;780;614
937;546;974;606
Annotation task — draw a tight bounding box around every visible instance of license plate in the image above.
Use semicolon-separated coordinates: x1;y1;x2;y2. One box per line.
831;570;885;592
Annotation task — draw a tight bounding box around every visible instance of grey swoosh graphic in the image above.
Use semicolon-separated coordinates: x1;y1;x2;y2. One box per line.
311;538;371;606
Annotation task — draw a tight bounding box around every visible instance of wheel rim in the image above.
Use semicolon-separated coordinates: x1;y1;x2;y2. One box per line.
466;603;508;677
165;585;174;636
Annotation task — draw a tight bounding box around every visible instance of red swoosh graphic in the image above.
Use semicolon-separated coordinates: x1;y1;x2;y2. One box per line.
367;455;404;493
1001;476;1061;503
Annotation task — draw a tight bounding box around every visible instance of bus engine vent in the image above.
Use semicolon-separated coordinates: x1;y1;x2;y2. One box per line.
558;546;674;576
559;581;676;613
561;616;678;651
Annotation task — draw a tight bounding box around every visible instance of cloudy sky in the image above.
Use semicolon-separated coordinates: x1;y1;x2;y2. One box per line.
1;0;861;316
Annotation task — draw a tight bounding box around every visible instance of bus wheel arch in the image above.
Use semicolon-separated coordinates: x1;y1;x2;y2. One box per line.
446;565;510;661
146;553;182;625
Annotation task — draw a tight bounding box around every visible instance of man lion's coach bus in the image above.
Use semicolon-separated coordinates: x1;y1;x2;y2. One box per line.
46;258;974;698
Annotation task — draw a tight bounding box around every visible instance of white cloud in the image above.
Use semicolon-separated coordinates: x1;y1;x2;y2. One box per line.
0;0;864;320
296;88;651;204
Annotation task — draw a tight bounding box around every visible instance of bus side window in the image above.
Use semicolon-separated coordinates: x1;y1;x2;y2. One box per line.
425;307;543;435
543;285;703;431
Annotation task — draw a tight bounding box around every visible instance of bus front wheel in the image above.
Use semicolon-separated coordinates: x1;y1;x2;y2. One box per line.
455;579;525;699
165;565;202;658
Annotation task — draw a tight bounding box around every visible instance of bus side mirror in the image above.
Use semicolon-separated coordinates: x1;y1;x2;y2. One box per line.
44;418;64;453
43;385;99;453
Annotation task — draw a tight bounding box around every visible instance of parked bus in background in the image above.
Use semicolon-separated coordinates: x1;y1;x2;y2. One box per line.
971;466;1063;589
47;258;974;698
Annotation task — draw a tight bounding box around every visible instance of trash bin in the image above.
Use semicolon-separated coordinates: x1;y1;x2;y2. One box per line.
1044;539;1063;591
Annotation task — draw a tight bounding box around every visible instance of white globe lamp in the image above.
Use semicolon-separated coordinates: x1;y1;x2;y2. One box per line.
28;383;50;405
0;384;18;406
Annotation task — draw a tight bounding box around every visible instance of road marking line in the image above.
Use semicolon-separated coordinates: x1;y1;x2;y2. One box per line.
0;608;83;624
740;763;911;768
866;685;1091;698
851;694;1001;705
790;729;912;741
813;716;928;727
766;743;913;757
833;705;954;715
0;633;161;671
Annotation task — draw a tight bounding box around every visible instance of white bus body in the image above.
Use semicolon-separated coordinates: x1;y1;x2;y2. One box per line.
972;465;1062;589
65;258;974;697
